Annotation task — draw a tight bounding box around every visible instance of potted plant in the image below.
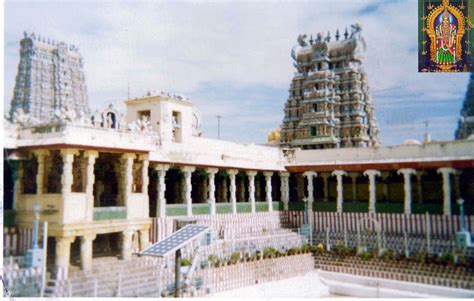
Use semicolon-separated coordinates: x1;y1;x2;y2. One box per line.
263;247;277;259
302;244;311;254
358;251;372;261
208;255;218;267
315;243;325;254
230;252;240;264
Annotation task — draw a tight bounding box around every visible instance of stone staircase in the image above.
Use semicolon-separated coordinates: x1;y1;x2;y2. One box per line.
44;256;167;297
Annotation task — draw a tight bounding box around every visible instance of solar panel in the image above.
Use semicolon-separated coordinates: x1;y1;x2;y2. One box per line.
140;224;211;257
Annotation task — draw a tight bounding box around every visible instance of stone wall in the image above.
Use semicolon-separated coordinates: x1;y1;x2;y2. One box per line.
189;253;314;297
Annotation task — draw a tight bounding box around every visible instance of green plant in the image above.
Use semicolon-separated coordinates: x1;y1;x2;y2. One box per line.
180;258;191;266
440;252;454;264
208;255;218;265
288;246;301;255
263;247;277;258
314;243;325;254
358;251;372;260
302;244;311;253
381;249;395;260
414;251;427;263
230;252;241;264
335;245;351;256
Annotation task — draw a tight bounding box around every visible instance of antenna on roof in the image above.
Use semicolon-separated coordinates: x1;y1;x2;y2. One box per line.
216;115;222;140
423;120;431;144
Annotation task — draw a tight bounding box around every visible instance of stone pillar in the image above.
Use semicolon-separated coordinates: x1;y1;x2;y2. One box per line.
140;155;149;193
80;234;96;271
263;172;273;212
321;173;330;202
381;171;390;201
437;167;456;215
280;172;290;210
121;154;136;207
363;169;381;214
60;149;79;195
33;150;48;195
84;151;98;222
139;229;150;250
349;172;358;202
154;164;169;218
397;168;416;214
55;236;75;280
416;171;424;204
121;229;135;260
227;169;238;214
303;171;317;212
181;166;196;217
246;171;257;213
206;168;218;215
332;170;347;213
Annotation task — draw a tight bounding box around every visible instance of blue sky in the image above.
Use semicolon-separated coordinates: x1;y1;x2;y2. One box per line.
4;0;469;145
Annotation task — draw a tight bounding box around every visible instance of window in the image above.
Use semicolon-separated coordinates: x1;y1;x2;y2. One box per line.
310;126;317;136
137;110;151;121
312;104;318;112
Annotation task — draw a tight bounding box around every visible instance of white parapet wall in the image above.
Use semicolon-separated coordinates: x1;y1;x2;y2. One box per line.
150;136;286;171
15;123;159;152
319;270;474;298
291;139;474;166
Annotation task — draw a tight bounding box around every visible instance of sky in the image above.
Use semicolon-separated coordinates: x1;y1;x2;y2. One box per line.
3;0;469;145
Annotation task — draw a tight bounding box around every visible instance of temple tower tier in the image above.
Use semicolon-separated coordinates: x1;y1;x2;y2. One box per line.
280;24;380;150
9;32;91;122
455;73;474;140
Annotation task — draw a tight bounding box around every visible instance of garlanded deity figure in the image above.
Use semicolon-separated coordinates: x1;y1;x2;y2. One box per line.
435;8;457;64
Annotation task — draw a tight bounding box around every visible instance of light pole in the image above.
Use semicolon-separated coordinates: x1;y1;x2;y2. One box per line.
32;203;41;250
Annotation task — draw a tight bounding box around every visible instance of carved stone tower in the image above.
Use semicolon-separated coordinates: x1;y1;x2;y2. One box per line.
455;73;474;140
280;24;380;149
9;32;90;122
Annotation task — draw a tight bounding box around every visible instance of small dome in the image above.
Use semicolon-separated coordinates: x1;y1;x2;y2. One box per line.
403;139;422;145
267;128;281;143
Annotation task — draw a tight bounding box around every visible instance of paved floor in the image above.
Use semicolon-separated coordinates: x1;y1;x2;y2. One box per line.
211;271;332;298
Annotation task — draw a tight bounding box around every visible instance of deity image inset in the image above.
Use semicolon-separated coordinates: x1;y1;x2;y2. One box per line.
418;0;469;72
435;8;457;64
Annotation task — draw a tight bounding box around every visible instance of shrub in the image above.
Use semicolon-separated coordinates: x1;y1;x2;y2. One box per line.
359;251;372;260
414;251;427;263
263;247;277;258
336;245;351;256
314;243;325;254
180;258;191;266
230;252;240;264
440;252;454;264
381;249;395;260
288;246;301;255
208;255;218;265
302;244;311;253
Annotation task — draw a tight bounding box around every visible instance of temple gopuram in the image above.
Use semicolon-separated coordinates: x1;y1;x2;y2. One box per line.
280;24;380;150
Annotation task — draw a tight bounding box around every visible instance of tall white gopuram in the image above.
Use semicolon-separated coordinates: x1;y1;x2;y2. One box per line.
9;32;90;122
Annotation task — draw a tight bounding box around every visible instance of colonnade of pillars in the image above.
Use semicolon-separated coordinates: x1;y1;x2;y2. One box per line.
154;165;286;217
303;167;461;216
55;229;149;280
